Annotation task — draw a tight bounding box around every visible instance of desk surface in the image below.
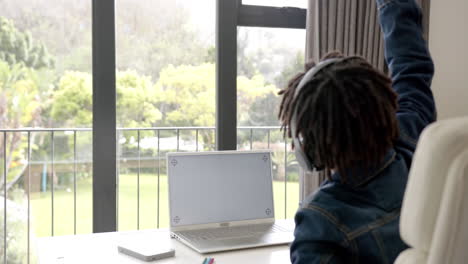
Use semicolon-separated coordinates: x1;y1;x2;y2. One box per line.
36;222;293;264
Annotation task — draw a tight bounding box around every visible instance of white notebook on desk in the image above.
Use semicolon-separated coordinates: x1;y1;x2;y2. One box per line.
167;151;294;254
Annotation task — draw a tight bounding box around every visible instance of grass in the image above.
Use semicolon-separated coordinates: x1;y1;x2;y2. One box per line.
30;174;299;237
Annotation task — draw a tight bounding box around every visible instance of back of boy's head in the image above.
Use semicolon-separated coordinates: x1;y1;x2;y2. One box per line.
278;51;399;182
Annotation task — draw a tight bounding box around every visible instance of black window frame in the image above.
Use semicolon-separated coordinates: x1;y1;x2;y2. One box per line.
93;0;307;232
216;0;306;151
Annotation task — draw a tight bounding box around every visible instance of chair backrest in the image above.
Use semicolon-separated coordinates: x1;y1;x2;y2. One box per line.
396;117;468;264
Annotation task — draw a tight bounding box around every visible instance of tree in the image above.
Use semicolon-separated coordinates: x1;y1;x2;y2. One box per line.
0;17;54;69
49;63;279;149
116;71;162;128
153;63;216;127
154;63;278;128
0;16;56;193
244;92;281;126
0;0;211;77
236;27;306;86
49;71;92;127
237;74;278;126
275;51;304;89
237;29;257;78
50;70;163;128
0;59;52;191
0;0;91;73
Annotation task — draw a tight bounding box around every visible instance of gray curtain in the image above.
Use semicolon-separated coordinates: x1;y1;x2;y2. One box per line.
306;0;431;70
301;0;431;201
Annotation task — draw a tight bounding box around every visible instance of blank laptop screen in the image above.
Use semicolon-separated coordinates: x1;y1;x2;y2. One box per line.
168;151;274;227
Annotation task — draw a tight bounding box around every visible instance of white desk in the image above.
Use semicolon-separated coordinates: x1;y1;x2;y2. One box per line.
36;225;293;264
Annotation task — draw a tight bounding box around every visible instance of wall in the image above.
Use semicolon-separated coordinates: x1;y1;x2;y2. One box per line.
429;0;468;120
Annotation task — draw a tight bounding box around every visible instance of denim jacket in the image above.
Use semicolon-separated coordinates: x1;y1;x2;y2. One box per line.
290;0;436;263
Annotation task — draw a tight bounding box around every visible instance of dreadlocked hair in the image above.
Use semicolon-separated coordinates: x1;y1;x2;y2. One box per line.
278;51;399;182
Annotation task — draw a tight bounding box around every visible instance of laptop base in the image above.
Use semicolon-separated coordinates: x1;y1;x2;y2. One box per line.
172;219;294;254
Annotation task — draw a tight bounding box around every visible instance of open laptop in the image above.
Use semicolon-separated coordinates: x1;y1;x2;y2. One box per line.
167;150;294;253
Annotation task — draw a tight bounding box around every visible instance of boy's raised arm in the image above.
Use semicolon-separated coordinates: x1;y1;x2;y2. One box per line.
377;0;436;140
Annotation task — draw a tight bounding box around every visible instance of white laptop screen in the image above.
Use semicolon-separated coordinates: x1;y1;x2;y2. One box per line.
168;151;274;227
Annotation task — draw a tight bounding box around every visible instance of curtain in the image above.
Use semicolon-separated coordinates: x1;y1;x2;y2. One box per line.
300;0;431;201
306;0;431;71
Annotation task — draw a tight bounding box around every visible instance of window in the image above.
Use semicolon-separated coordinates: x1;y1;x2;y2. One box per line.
0;0;92;261
115;0;216;230
236;26;305;219
1;0;308;261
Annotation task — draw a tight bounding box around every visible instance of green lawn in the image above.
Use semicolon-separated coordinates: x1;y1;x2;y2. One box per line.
30;174;299;237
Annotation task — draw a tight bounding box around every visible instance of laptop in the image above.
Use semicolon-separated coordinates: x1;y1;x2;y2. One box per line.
167;150;294;253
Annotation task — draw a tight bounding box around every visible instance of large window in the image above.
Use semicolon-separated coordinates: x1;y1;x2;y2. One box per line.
0;0;92;262
0;0;307;262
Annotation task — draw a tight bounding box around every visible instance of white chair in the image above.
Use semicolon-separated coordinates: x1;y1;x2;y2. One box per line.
395;117;468;264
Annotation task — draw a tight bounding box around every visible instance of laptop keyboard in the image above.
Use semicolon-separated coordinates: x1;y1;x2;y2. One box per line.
177;224;290;241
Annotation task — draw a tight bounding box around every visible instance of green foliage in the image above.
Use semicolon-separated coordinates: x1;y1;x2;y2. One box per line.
50;70;165;128
242;92;281;126
116;71;162;128
50;71;92;127
48;63;280;156
49;63;280;129
237;29;257;79
0;59;51;128
237;75;279;126
0;1;91;73
155;63;278;127
237;51;306;127
0;17;54;69
275;51;305;89
237;27;306;87
154;63;216;127
0;59;54;188
204;46;216;64
1;1;208;76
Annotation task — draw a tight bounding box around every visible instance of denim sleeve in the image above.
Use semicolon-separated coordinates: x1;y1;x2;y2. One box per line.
377;0;436;142
290;206;348;264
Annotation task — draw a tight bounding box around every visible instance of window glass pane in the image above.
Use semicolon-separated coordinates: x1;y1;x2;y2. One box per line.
237;27;305;127
237;27;305;219
242;0;307;8
0;0;92;261
116;0;216;231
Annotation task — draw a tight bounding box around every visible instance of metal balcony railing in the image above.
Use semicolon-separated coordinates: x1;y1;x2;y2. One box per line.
0;126;296;263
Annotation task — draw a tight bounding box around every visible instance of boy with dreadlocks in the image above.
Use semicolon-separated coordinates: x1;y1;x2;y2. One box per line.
279;0;435;263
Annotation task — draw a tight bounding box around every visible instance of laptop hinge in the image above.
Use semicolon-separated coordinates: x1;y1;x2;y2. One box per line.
171;218;275;232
